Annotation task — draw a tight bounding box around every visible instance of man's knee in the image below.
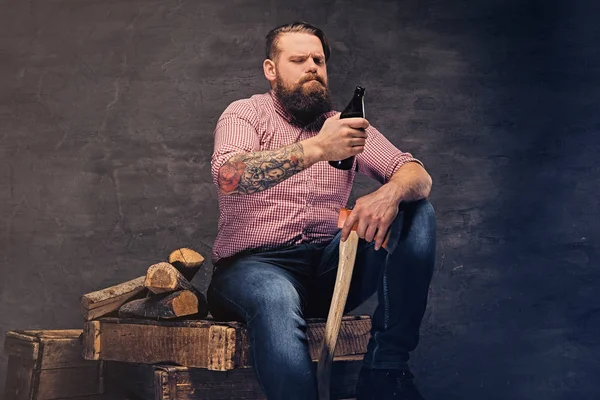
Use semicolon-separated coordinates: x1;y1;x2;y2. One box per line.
401;199;436;259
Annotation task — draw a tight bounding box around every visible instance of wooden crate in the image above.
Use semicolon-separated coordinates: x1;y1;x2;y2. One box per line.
3;329;104;400
83;315;371;371
104;356;362;400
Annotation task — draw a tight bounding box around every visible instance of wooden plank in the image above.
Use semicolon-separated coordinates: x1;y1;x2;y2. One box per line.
4;355;35;400
81;276;147;321
207;325;236;371
4;333;40;366
83;316;371;371
37;364;103;400
4;331;105;400
17;330;82;338
85;323;213;368
308;317;371;358
105;357;362;400
82;321;101;361
5;330;95;369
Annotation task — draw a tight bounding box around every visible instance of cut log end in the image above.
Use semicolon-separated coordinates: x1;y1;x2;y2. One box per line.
168;248;204;267
171;290;199;316
145;262;183;294
168;248;205;281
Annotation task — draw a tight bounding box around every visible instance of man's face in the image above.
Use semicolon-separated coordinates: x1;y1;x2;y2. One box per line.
269;32;332;124
274;32;329;96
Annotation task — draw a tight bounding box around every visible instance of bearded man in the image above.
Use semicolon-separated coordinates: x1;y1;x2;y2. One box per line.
208;21;436;400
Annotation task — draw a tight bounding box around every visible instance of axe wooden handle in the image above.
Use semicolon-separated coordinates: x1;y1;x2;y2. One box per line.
316;226;359;400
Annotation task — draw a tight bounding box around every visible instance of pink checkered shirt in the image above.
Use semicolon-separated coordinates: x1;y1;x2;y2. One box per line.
210;90;422;264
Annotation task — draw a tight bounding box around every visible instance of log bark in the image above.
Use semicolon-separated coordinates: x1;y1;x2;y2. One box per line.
118;290;200;319
145;262;193;294
168;248;205;281
80;276;147;321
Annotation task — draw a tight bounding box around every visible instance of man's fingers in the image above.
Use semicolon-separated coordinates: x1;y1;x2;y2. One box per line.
350;138;366;147
364;225;378;243
348;128;368;139
374;226;388;251
344;117;369;130
341;212;358;242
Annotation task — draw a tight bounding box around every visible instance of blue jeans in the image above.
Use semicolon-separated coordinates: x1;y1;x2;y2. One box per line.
207;199;436;400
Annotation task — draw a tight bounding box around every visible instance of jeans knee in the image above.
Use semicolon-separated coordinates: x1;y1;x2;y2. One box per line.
403;199;436;260
413;199;436;230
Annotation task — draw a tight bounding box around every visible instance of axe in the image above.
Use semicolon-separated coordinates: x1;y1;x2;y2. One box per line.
316;208;402;400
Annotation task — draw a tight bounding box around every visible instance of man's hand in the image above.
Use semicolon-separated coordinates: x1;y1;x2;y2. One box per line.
340;184;402;251
302;113;370;163
340;162;433;249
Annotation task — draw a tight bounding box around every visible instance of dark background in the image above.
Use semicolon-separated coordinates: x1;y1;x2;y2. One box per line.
1;0;599;398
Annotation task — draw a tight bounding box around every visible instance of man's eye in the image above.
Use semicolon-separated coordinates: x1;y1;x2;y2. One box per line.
314;58;323;65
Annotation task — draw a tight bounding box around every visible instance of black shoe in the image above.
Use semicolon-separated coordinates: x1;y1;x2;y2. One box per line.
355;367;426;400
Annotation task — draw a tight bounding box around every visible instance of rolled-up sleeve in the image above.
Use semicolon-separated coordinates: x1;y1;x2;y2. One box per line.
356;125;423;184
211;100;261;186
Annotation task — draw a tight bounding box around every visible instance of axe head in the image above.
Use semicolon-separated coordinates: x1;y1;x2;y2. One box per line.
337;208;402;254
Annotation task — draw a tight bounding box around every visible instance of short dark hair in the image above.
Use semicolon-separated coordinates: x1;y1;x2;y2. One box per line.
265;21;331;63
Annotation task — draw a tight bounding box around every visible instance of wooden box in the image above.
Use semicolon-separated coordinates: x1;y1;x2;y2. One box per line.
83;315;371;371
3;329;104;400
104;356;362;400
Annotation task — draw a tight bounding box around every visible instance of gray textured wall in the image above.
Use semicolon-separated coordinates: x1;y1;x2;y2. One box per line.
1;0;599;399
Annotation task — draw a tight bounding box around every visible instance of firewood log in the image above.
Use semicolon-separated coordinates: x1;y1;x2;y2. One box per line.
118;290;201;319
168;248;205;281
80;276;147;321
145;262;193;294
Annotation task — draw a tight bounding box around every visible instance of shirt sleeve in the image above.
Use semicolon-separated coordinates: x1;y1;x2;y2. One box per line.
211;99;261;186
356;125;424;184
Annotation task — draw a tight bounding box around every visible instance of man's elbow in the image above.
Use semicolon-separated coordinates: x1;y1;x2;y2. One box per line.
419;166;433;199
423;174;432;198
216;160;245;195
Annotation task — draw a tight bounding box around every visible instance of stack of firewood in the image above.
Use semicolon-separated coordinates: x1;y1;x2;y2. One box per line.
80;248;209;321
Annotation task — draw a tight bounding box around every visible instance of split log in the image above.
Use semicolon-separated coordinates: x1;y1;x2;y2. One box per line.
81;276;147;321
118;290;201;320
145;262;193;294
168;248;205;281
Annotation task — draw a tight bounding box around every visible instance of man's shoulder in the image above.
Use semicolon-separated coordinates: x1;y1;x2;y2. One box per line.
221;92;274;120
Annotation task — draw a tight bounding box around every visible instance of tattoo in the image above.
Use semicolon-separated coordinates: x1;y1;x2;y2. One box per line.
218;143;306;194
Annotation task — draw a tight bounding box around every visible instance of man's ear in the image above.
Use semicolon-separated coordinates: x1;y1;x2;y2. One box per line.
263;59;277;85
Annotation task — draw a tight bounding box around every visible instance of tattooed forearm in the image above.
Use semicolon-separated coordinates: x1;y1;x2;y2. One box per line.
218;143;307;195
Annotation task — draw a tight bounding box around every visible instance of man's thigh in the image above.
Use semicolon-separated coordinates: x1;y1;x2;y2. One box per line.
207;251;312;322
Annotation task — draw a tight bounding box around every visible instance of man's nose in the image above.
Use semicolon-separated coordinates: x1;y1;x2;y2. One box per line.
305;60;318;72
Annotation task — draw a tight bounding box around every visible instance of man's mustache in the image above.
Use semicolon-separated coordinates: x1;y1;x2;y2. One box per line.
301;75;326;86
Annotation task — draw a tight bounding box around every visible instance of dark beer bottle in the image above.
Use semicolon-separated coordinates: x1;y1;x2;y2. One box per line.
329;86;366;170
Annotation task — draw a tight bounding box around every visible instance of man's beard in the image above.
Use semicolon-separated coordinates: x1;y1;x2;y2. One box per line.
274;74;333;125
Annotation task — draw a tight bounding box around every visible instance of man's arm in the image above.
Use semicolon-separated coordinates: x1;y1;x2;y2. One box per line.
383;161;432;204
218;141;320;195
217;113;370;195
